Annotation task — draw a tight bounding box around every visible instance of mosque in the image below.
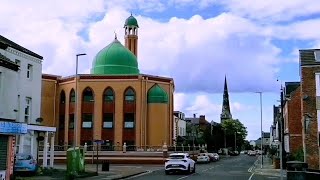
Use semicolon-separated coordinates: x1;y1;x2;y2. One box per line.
41;14;175;149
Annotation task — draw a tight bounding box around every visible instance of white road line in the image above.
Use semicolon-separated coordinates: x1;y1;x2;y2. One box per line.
248;158;259;172
248;173;255;180
124;170;152;179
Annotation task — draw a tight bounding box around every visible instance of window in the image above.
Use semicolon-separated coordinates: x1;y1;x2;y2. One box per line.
69;114;74;129
104;88;114;102
24;97;31;123
83;88;94;102
60;91;66;104
124;113;135;128
103;113;113;128
59;115;65;129
15;59;21;66
82;114;93;128
70;90;75;102
15;59;21;72
125;88;135;102
315;50;320;61
27;64;32;79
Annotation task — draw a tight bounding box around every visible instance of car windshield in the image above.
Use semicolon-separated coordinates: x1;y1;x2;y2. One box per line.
199;153;207;156
169;155;185;159
16;154;32;160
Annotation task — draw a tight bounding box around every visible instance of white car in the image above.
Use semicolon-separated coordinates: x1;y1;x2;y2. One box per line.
165;153;196;175
197;153;210;163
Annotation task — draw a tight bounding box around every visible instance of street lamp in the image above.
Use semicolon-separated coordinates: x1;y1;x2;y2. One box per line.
74;53;86;147
255;91;263;168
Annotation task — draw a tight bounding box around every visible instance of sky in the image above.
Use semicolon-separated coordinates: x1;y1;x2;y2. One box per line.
1;0;320;141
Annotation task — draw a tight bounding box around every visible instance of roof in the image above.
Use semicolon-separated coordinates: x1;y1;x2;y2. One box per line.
284;82;300;97
0;35;43;59
185;118;199;124
299;49;320;66
147;84;168;104
124;14;139;27
91;37;139;75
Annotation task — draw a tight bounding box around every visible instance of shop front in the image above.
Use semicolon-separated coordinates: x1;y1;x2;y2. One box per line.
0;121;27;180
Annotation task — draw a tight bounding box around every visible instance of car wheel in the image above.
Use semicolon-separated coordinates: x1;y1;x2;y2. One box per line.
192;164;196;173
165;170;170;175
186;165;191;174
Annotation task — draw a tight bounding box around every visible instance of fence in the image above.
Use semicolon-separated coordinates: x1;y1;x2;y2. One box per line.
38;144;204;153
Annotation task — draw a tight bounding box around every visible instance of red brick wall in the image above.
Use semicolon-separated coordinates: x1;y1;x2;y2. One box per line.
288;86;303;153
301;66;320;169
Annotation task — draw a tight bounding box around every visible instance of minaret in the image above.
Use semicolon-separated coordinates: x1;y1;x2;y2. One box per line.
220;75;232;123
124;13;139;57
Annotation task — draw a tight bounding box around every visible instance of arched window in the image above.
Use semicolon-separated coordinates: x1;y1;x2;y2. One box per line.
104;88;114;102
83;87;94;102
124;88;135;102
70;89;75;102
60;91;66;104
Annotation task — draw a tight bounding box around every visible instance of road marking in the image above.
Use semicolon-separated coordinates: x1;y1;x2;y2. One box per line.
248;158;259;172
124;170;152;179
248;173;255;180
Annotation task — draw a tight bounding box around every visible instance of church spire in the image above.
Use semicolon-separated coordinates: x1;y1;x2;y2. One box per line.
221;75;232;123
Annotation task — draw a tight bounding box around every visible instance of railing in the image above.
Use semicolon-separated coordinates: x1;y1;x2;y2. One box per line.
38;145;203;152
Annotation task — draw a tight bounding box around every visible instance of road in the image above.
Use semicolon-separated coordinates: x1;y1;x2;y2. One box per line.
127;155;283;180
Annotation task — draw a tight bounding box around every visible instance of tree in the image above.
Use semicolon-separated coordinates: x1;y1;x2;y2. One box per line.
221;119;248;151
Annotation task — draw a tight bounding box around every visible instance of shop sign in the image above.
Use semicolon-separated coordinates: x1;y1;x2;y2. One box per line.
0;121;27;134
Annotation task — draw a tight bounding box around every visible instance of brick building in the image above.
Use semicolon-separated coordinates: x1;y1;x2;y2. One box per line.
283;82;303;154
299;49;320;169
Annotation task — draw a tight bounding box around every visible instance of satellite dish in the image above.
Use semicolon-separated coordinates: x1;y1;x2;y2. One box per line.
36;117;43;123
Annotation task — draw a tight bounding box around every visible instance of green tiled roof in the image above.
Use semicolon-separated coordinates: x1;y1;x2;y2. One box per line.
91;38;139;75
124;15;139;27
147;84;168;104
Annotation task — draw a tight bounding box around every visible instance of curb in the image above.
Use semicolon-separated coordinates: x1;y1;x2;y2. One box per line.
111;171;150;180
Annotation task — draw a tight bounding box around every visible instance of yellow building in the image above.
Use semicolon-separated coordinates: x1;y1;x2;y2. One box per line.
41;15;174;149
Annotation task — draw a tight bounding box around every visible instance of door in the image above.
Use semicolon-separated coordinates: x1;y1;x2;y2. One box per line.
0;135;8;170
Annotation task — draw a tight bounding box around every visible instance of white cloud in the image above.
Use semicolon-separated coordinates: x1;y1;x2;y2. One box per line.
218;0;320;23
4;1;319;94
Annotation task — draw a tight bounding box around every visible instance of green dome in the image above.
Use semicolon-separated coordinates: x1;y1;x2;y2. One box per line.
147;84;168;104
91;38;139;75
124;14;139;27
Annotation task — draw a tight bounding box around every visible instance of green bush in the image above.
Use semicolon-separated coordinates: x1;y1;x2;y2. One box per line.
288;148;304;162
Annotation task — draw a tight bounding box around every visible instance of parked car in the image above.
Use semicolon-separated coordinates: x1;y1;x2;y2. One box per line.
197;153;210;163
248;150;257;156
14;154;38;174
206;153;216;162
165;153;196;175
212;153;220;161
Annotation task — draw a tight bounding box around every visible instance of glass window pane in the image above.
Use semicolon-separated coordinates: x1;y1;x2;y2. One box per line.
125;96;134;101
103;122;113;128
82;122;92;128
125;122;134;128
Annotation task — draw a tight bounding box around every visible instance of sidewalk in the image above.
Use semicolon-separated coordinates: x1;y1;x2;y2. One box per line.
58;163;159;179
251;155;287;178
16;164;161;180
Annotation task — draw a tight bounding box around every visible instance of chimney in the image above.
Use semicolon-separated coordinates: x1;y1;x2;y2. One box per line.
193;114;196;118
200;115;205;120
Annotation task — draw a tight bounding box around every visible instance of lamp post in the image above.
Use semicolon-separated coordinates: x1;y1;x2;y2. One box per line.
255;92;263;168
74;53;86;147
